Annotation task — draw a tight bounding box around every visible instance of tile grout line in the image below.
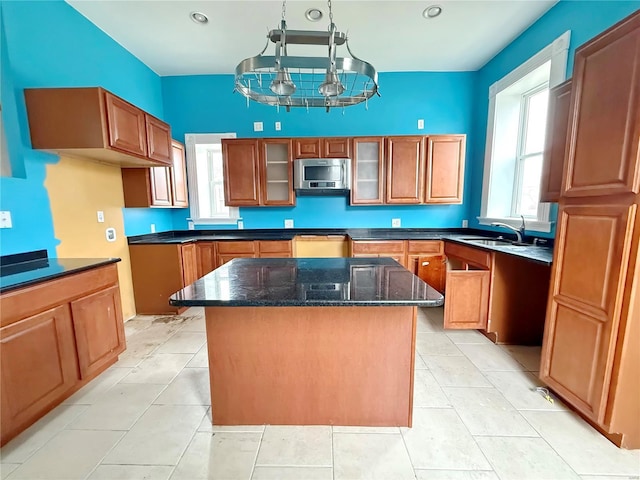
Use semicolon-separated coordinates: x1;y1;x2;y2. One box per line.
331;425;335;480
249;425;266;480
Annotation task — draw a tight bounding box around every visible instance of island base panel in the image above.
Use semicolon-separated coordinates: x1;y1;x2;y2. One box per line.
205;306;416;427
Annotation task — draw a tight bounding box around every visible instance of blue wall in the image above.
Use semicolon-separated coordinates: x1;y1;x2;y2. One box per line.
468;0;640;238
161;72;476;231
0;0;164;256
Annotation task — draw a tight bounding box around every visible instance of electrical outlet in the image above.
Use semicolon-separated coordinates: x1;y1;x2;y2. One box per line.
237;219;244;229
284;219;294;229
417;119;424;130
0;211;12;229
392;218;401;228
253;121;263;132
97;211;105;223
462;219;468;228
150;223;156;233
105;227;116;242
275;121;281;131
188;221;195;230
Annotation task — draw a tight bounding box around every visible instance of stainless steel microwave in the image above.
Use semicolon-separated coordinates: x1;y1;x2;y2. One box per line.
293;158;351;195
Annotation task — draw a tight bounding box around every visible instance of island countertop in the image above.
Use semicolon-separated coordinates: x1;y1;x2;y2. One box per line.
170;257;444;307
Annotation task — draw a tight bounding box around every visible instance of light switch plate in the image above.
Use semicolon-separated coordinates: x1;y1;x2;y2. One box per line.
392;218;401;228
0;211;12;229
284;219;294;228
253;121;264;132
150;223;156;233
97;211;105;223
275;121;281;131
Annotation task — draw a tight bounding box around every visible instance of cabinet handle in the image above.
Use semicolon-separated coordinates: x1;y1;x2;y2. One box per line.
421;261;430;266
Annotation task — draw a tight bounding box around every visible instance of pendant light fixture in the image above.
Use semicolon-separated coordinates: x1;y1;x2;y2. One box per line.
234;0;379;111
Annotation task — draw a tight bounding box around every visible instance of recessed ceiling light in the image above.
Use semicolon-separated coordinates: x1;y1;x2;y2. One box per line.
190;11;209;24
423;5;443;19
305;8;323;22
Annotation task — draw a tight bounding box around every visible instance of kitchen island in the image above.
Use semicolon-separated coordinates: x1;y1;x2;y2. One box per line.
170;257;442;428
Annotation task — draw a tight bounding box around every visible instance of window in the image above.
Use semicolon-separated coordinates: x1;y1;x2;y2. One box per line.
479;31;570;232
185;133;239;224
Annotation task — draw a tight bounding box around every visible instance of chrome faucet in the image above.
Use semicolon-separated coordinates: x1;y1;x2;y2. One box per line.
491;215;526;243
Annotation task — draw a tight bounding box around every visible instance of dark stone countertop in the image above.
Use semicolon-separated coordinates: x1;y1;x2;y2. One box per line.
129;228;554;266
170;257;444;307
0;250;121;293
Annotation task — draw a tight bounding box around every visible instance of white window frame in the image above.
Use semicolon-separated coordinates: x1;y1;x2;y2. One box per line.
185;133;239;225
478;30;571;233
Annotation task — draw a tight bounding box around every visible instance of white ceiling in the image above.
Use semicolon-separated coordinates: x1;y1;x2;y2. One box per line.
66;0;557;76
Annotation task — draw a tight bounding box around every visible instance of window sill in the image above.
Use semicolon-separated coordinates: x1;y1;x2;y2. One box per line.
477;217;553;233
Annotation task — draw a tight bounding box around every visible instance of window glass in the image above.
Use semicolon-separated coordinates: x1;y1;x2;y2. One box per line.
524;89;549;155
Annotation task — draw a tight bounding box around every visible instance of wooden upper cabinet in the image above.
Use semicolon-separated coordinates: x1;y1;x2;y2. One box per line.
563;13;640;198
541;203;636;422
170;141;189;207
424;135;465;204
222;139;261;206
24;87;172;167
121;140;189;208
540;80;572;203
385;136;425;204
261;139;294;206
145;114;172;164
105;92;147;157
323;138;351;158
294;138;322;158
351;137;384;205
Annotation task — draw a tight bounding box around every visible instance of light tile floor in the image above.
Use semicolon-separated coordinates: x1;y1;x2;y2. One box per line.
2;307;639;480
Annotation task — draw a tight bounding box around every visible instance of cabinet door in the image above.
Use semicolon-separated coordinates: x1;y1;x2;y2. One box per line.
261;139;294;206
170;141;189;207
323;138;351;158
563;14;640;198
104;92;147;157
1;305;78;445
540;203;636;422
294;138;321;158
424;135;465;204
444;268;490;329
417;255;446;293
540;80;572;203
180;243;199;286
218;253;256;266
351;137;384;205
70;287;125;379
222;139;261;206
150;167;172;206
386;137;425;204
197;242;217;278
145;115;172;165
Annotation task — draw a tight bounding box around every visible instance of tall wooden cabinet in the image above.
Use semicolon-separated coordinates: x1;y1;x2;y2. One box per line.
385;136;425;204
122;140;189;208
424;135;465;204
540;80;572;203
540;11;640;449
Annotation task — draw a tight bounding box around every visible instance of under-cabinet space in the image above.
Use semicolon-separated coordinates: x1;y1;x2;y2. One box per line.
294;235;349;258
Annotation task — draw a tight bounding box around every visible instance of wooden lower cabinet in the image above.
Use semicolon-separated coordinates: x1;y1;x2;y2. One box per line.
197;242;217;278
129;243;199;314
350;240;408;268
216;241;257;266
0;264;125;446
70;286;125;379
416;255;446;294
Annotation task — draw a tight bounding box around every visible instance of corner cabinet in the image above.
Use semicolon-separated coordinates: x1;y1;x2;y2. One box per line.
540;10;640;449
0;264;126;446
122;140;189;208
24;87;172;167
222;139;294;206
540;79;572;203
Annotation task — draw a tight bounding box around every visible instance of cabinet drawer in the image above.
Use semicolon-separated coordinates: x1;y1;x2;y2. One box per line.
351;241;405;254
444;242;492;269
258;240;292;254
217;241;256;254
407;240;443;254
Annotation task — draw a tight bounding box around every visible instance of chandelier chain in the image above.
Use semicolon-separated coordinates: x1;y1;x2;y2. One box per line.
281;0;286;22
327;0;334;25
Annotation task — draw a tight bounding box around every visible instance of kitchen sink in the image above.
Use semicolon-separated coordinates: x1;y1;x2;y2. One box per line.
460;238;513;246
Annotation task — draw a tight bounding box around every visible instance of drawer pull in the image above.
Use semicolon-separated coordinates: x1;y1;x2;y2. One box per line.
421;261;430;266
